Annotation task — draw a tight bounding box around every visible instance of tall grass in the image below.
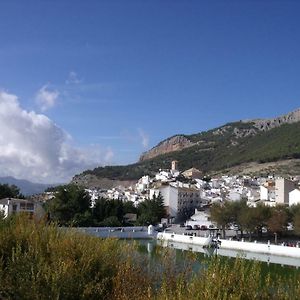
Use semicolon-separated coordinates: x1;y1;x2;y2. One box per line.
0;215;300;299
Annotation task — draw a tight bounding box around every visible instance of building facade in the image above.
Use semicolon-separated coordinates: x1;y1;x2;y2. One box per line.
275;178;295;205
0;198;45;219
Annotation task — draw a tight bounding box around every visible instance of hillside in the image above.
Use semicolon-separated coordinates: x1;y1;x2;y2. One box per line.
73;109;300;186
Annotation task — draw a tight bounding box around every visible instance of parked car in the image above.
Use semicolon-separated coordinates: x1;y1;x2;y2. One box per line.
200;225;208;230
179;223;185;227
185;225;192;230
193;225;200;230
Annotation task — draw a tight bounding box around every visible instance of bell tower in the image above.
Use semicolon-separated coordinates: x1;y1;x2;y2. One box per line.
171;160;178;171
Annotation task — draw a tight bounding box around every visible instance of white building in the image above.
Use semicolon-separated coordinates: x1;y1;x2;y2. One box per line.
182;167;203;179
85;189;99;208
0;198;45;219
260;185;275;202
275;178;295;205
186;209;215;228
289;189;300;206
151;184;202;220
246;188;260;202
136;175;151;193
155;170;172;182
227;191;242;201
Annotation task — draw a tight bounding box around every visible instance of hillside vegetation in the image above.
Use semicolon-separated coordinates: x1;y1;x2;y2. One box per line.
75;121;300;182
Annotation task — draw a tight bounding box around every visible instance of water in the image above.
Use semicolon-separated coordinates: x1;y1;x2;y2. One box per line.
132;239;300;278
81;228;300;276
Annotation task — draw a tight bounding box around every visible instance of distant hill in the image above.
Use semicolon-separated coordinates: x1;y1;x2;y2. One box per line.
0;176;58;196
73;108;300;187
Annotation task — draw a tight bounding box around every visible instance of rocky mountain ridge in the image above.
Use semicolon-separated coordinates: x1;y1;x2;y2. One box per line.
75;107;300;186
140;108;300;161
245;108;300;131
139;135;194;161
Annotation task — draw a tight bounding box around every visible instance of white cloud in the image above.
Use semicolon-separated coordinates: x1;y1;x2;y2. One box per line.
36;85;59;111
66;71;82;85
138;128;149;148
0;91;109;183
104;148;114;163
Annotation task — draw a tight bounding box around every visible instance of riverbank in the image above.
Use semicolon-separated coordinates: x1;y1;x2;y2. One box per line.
157;232;300;259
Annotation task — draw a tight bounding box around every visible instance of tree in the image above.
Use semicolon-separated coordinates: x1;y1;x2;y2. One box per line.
252;204;271;237
137;193;166;225
290;204;300;235
293;212;300;235
210;202;232;238
47;185;92;226
100;216;122;227
228;199;248;237
0;184;24;199
267;206;288;243
92;198;125;226
238;206;259;241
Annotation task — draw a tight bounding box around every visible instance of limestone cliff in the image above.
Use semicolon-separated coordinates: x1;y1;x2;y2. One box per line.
244;108;300;131
139;135;194;161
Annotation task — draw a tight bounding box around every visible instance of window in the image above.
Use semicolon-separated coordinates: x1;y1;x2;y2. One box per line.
19;202;34;211
27;203;34;210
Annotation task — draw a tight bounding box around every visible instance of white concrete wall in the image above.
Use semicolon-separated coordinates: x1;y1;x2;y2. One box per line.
159;240;300;267
157;232;212;246
289;189;300;206
157;232;300;258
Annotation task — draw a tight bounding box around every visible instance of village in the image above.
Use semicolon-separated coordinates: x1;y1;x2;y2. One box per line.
82;160;300;227
1;160;300;232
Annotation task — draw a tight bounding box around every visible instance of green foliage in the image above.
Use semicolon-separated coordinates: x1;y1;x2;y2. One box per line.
93;198;125;226
210;201;300;241
290;204;300;235
47;184;91;226
47;187;137;227
136;193;166;225
0;183;24;199
210;201;234;238
100;216;122;227
267;205;288;235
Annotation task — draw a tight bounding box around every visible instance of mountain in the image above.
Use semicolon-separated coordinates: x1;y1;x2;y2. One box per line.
0;176;57;196
140;108;300;161
73;108;300;187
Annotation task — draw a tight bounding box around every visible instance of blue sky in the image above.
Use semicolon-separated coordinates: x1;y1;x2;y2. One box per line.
0;0;300;182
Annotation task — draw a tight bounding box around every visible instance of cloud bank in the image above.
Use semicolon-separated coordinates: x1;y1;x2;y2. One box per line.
36;85;59;111
0;91;111;183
